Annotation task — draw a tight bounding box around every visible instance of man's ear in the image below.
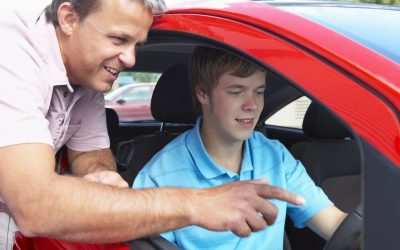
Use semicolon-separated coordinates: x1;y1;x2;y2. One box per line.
195;85;209;105
57;2;80;36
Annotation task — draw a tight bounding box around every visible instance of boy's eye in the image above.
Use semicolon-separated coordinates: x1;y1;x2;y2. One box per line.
255;88;265;96
229;91;242;96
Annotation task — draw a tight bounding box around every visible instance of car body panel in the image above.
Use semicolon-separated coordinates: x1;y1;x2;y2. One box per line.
13;233;128;250
162;1;400;110
153;3;400;167
105;83;155;121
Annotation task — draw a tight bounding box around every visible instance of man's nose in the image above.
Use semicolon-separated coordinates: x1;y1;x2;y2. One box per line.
119;47;136;69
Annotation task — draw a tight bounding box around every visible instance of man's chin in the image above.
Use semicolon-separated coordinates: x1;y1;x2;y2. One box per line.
90;82;114;93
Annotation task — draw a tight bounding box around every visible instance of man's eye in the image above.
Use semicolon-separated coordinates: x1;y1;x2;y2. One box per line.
111;36;126;44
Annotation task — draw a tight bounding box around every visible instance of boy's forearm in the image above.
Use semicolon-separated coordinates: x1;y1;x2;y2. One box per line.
305;205;347;240
69;148;117;176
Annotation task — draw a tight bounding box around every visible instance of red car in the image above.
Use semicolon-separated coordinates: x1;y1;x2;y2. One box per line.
105;83;156;122
16;0;399;249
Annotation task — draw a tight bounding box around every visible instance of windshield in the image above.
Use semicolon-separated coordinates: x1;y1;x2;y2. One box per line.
259;2;400;63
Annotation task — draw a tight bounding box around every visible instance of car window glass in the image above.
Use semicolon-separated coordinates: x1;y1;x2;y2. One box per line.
265;96;311;129
121;86;151;102
105;87;127;101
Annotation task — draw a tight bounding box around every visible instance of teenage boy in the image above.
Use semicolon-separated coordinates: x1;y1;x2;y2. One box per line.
133;47;346;249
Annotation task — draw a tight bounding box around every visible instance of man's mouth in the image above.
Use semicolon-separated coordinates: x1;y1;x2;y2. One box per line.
104;66;120;76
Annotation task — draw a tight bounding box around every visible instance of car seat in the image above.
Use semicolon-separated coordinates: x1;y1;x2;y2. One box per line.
287;102;362;249
105;107;120;154
116;63;197;186
290;102;361;211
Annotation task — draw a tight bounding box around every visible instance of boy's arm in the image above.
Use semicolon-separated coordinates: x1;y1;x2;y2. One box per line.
68;148;129;188
305;205;347;240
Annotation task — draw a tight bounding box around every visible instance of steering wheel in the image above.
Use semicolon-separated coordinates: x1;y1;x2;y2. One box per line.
324;203;363;250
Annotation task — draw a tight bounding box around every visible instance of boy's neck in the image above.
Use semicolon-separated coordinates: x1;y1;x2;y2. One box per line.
200;124;244;174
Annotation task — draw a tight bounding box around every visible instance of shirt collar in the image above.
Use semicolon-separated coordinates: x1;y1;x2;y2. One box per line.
186;117;254;180
241;140;253;175
36;13;74;93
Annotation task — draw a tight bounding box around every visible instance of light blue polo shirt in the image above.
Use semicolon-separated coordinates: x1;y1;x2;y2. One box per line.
133;117;332;250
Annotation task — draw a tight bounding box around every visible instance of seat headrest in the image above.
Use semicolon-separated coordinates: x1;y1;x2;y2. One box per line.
303;103;351;139
105;108;119;135
151;63;198;124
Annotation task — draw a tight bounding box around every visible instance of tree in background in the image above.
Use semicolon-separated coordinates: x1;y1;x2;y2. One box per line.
347;0;400;5
120;72;161;83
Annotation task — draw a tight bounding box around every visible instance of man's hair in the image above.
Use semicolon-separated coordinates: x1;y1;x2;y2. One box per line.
45;0;166;26
189;46;264;112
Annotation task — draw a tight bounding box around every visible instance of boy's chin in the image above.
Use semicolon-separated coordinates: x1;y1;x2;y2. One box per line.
237;132;253;141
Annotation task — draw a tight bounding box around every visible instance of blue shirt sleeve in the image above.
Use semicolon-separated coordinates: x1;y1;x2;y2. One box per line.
161;231;177;244
281;144;333;228
133;171;158;189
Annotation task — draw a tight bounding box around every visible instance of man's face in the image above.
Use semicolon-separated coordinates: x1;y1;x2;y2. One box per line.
58;0;153;92
199;70;266;144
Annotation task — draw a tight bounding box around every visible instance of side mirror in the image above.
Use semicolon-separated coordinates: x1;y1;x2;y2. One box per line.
116;99;126;105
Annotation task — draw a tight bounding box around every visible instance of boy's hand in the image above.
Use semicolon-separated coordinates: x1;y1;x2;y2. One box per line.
83;171;129;188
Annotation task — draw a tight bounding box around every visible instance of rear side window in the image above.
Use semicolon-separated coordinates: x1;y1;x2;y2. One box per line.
122;86;151;102
265;96;311;129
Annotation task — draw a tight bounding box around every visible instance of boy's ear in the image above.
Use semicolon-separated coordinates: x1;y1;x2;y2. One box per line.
57;2;80;36
195;85;209;105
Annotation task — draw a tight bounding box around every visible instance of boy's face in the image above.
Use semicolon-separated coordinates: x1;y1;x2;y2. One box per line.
198;70;266;143
58;0;153;93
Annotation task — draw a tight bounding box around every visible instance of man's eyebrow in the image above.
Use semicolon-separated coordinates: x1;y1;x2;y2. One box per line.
113;30;148;44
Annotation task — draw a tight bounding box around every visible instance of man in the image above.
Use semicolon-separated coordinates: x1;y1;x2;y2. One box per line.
134;47;347;249
0;1;305;249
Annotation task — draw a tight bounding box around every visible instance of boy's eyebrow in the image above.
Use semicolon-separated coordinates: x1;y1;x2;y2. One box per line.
226;84;246;89
256;84;266;89
225;84;266;89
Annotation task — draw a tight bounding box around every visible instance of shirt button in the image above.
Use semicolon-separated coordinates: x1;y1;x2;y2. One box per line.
63;91;68;97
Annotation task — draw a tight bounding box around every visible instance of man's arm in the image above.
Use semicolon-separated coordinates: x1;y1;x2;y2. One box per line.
68;148;128;188
68;148;116;175
0;143;305;243
305;205;347;240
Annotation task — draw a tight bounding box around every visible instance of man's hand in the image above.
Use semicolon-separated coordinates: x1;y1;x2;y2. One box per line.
83;171;128;188
190;179;305;237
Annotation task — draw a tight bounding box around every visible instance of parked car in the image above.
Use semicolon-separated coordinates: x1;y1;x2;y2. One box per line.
16;0;399;249
105;83;155;121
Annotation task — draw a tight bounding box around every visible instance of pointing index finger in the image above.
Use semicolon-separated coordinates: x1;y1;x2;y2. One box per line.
256;184;306;206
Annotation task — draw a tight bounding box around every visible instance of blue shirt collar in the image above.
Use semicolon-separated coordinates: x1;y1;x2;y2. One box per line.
186;117;254;180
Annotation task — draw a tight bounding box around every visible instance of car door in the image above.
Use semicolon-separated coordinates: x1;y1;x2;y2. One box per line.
146;2;400;248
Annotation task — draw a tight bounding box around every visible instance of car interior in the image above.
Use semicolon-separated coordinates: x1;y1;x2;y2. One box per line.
104;31;363;250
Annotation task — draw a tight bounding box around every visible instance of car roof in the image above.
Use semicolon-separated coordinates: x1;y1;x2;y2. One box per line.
164;0;400;62
262;1;400;64
149;0;399;92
